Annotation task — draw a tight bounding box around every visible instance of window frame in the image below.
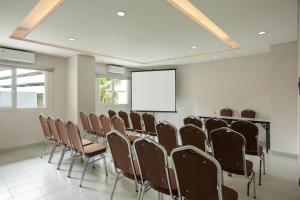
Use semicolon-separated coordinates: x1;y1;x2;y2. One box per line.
96;75;130;106
0;66;49;110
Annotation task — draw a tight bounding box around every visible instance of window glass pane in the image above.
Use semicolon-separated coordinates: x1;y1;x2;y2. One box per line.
16;69;46;108
0;68;12;107
98;77;113;104
114;79;128;91
115;91;128;104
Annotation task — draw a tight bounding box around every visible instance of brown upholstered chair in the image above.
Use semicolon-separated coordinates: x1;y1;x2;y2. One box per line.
241;109;256;118
118;111;133;132
231;120;265;185
111;116;139;144
39;114;54;158
183;116;203;129
107;131;142;199
211;127;256;198
220;108;233;117
179;124;207;152
130;111;145;134
171;146;238;200
133;137;178;199
204;118;228;142
47;116;62;163
79;112;93;137
99;114;112;136
89;113;104;143
142;113;157;136
156;121;178;155
66;121;107;187
108;110;117;122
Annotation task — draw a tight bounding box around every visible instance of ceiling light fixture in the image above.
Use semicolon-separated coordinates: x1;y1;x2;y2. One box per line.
167;0;240;48
192;46;197;49
68;37;76;41
258;31;267;35
213;56;218;59
116;11;126;17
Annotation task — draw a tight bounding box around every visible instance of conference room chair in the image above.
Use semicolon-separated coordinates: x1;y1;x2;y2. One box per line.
179;124;207;152
39;114;54;158
107;131;142;199
118;110;134;132
142;113;157;136
66;121;108;187
89;113;104;143
79;112;93;138
204;118;228;142
111;115;139;144
220;108;234;117
183;115;203;129
130;111;146;135
156;121;178;155
108;110;117;122
241;109;256;118
211;127;256;198
133;137;178;200
171;145;238;200
231;120;265;185
47;116;63;163
99;114;112;136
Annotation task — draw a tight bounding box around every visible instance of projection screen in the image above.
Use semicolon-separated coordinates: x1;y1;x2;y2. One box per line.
131;69;176;112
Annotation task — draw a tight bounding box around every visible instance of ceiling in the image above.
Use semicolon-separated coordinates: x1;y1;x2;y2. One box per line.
0;0;298;67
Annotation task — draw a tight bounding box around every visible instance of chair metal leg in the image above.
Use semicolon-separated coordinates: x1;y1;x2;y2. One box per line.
140;185;145;200
247;181;250;197
79;158;90;187
263;153;266;175
110;174;121;200
40;140;48;158
103;155;108;176
48;143;57;163
253;172;257;199
57;148;66;170
259;157;262;186
67;155;77;178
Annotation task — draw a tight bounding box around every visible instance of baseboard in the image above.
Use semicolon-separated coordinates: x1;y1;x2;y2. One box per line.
271;150;299;159
0;142;44;153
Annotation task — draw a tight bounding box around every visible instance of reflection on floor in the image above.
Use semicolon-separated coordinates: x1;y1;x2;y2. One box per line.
0;143;299;200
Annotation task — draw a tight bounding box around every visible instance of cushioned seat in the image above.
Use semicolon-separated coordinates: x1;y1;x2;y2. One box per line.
246;145;263;156
221;185;238;200
83;143;106;157
82;139;92;146
122;160;144;181
127;135;139;144
148;132;157;136
222;160;253;176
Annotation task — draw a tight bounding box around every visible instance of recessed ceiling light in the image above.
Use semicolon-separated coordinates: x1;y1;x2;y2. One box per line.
258;31;267;35
213;56;218;59
116;11;126;17
192;46;197;49
68;37;76;41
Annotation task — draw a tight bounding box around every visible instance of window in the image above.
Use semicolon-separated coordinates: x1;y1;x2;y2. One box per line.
0;66;47;109
97;77;129;105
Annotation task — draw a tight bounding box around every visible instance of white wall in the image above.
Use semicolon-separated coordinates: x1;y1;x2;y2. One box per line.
156;42;298;155
66;55;78;122
0;54;67;150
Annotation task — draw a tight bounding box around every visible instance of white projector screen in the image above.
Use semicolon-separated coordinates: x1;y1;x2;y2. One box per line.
131;69;176;112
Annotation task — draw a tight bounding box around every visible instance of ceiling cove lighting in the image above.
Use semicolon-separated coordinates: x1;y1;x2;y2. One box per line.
116;11;126;17
167;0;240;49
258;31;267;35
11;0;64;39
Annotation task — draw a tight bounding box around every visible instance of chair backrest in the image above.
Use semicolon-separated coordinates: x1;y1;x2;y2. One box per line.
231;120;259;154
89;113;102;135
47;116;61;142
220;108;233;117
99;114;111;135
156;121;178;155
56;119;71;147
183;116;203;129
210;127;246;175
108;110;117;121
118;111;131;129
79;112;92;133
130;112;144;132
142;113;156;134
241;109;256;119
171;146;222;200
111;116;126;135
39;114;52;139
204;118;228;140
179;125;207;152
107;131;137;180
134;138;173;196
66;121;83;153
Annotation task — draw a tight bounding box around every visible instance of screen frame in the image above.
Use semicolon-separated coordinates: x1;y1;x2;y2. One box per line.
130;68;177;113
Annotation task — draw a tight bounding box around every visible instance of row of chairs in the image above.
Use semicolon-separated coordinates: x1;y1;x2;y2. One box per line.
39;114;108;187
220;108;256;118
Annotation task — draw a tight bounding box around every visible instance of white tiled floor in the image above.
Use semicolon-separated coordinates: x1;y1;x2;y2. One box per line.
0;144;299;200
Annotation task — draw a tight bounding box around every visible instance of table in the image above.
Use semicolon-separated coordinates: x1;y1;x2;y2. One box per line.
198;115;271;153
